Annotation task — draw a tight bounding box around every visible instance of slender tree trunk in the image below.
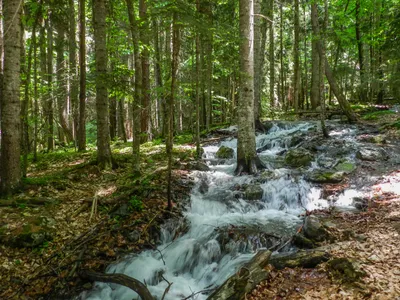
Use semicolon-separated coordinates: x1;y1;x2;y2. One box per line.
279;3;285;108
1;0;22;195
195;1;201;159
139;0;151;142
118;97;127;142
33;20;39;162
56;23;73;143
312;4;357;124
311;6;320;110
153;19;164;136
109;95;117;140
46;15;54;151
40;19;47;151
78;0;86;151
236;0;264;175
268;0;275;108
69;0;79;143
167;12;180;210
293;0;300;112
355;0;366;102
126;0;141;174
253;0;263;129
93;0;113;169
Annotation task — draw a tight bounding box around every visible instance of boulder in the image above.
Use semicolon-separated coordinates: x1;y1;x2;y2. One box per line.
356;147;389;161
215;146;235;159
334;160;356;174
186;161;210;172
244;184;264;201
327;258;366;283
303;215;332;242
292;233;315;249
269;249;330;270
317;157;338;169
352;197;369;210
306;170;344;184
284;148;314;168
11;220;55;248
358;134;386;144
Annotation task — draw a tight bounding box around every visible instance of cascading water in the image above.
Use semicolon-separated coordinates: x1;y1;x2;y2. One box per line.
80;121;360;300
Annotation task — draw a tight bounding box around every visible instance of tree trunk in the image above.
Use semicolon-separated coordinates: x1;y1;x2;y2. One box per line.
78;0;86;151
1;0;22;195
293;0;300;112
153;19;164;136
253;0;263;128
139;0;151;142
118;97;127;142
355;0;366;102
46;15;54;151
69;0;79;143
126;0;141;174
195;0;201;159
268;0;275;108
311;8;320;110
236;0;264;176
279;3;285;108
56;23;73;143
167;12;180;210
93;0;113;169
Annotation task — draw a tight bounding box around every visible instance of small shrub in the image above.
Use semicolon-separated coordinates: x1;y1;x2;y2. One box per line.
129;196;143;212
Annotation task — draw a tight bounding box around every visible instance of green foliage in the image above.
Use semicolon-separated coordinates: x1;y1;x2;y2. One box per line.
174;134;193;145
129;196;143;212
362;110;396;120
86;121;98;145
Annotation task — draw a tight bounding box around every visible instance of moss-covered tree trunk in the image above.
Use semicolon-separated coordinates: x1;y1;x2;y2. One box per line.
78;0;86;151
93;0;112;169
0;0;22;195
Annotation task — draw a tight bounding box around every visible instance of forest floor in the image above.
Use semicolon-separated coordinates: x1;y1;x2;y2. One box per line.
0;107;399;300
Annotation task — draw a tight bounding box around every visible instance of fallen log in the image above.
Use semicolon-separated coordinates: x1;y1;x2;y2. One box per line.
0;197;56;207
79;269;154;300
207;250;271;300
269;248;330;270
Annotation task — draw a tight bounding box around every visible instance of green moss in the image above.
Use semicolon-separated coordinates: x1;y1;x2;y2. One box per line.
362;110;395;120
327;258;366;283
335;161;356;173
284;148;313;168
216;146;235;159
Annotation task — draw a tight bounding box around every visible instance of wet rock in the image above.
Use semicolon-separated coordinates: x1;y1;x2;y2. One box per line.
257;170;278;183
244;184;264;200
292;233;315;249
284;148;314;168
352;197;369;210
334;160;356;174
198;179;209;194
287;135;304;148
270;249;330;270
358;134;387;144
306;170;344;184
303;215;331;242
327;258;366;283
127;230;141;243
356;147;389;161
185;161;210;172
317;157;338;169
215;146;235;159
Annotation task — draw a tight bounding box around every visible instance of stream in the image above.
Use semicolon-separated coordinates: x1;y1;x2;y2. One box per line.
80;120;396;300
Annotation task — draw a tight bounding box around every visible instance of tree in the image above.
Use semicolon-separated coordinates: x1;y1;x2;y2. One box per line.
78;0;86;151
236;0;264;175
93;0;113;169
293;0;300;112
1;0;22;195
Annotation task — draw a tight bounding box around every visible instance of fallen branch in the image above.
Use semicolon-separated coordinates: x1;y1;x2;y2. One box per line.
79;269;154;300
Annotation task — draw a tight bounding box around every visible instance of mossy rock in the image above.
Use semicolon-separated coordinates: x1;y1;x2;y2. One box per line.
335;161;356;174
215;146;235;159
244;184;264;200
284;148;314;168
327;258;366;283
359;134;387;144
306;170;344;184
13;224;54;248
292;233;315;249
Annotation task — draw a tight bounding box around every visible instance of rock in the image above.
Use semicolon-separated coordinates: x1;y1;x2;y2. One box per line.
257;170;278;183
306;170;344;184
317;157;338;169
352;197;369;210
334;160;356;173
358;134;386;144
127;230;141;243
292;233;315;249
13;224;54;248
186;161;210;172
109;203;131;217
303;215;331;242
269;249;330;270
287;135;304;148
327;258;366;283
244;184;264;200
356;147;389;161
284;148;314;168
198;179;209;194
215;146;235;159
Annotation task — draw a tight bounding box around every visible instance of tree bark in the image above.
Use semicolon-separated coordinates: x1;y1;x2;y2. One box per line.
268;0;275;108
46;15;54;151
1;0;22;195
236;0;264;175
126;0;141;174
355;0;367;102
78;0;86;151
167;12;180;210
69;0;79;143
293;0;300;112
253;0;263;128
93;0;113;169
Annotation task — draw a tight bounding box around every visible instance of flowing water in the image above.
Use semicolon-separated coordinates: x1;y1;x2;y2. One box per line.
81;121;364;300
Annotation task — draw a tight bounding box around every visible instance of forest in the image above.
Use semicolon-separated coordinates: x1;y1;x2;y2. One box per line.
0;0;400;299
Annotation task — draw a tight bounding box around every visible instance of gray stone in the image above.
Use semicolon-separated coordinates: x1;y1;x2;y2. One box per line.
303;215;330;242
317;157;338;169
127;230;141;243
244;184;264;201
215;146;235;159
356;147;389;161
284;148;314;168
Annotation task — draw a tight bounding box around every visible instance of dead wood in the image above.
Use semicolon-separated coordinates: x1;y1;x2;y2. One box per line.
79;269;154;300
